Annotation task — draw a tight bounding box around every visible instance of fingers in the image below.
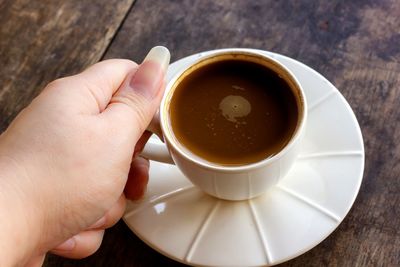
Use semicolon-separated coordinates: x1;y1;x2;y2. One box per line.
124;157;150;200
125;131;152;200
25;254;45;267
50;230;104;259
46;141;151;260
72;59;138;112
88;194;126;230
133;130;153;157
43;59;138;114
76;59;138;96
50;194;125;259
102;46;170;143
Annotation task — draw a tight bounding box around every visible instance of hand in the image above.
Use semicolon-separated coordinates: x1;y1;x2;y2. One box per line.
0;47;170;266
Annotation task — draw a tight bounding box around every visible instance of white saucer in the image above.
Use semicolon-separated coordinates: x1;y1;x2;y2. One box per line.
123;49;365;266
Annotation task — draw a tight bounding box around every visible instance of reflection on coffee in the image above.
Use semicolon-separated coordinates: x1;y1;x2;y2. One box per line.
169;59;298;165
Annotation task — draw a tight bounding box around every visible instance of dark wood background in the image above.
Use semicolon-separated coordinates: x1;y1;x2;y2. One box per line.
1;0;399;266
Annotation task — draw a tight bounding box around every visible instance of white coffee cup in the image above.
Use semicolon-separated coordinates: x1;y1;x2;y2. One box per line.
142;49;307;201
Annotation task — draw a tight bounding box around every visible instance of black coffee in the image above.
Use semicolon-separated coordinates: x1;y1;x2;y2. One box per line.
169;58;298;165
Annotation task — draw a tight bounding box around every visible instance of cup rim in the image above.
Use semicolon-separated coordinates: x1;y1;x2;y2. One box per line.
160;48;308;172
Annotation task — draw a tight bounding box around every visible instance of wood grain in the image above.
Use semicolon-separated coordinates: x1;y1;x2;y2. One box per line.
103;0;400;266
0;0;135;132
0;0;398;266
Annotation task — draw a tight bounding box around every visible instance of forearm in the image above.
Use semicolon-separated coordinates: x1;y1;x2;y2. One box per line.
0;155;42;266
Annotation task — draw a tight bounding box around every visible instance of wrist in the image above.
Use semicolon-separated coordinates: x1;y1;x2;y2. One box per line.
0;154;43;266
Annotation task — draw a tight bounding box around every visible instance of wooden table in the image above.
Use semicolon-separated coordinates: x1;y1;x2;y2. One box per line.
1;0;399;266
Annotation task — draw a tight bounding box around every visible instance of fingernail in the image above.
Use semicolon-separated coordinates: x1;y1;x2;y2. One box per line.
129;46;170;99
54;237;76;251
143;46;170;71
89;216;106;229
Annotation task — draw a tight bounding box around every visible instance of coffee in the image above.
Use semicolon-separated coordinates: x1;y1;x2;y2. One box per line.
169;58;299;166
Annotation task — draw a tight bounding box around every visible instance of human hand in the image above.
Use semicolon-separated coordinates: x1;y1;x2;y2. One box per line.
0;47;170;266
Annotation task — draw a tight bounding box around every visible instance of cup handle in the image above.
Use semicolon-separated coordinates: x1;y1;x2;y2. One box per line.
140;111;175;164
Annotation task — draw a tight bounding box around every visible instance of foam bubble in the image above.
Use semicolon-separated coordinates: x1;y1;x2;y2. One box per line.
219;95;251;123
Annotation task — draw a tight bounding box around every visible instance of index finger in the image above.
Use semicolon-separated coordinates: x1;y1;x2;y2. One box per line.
44;59;138;114
74;59;138;113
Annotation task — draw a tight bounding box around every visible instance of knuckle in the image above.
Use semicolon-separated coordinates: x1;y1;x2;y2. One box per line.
46;77;69;90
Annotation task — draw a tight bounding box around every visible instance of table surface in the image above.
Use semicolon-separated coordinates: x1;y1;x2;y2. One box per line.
1;0;399;266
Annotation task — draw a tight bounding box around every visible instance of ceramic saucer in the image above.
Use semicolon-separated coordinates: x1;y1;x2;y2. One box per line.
123;49;365;267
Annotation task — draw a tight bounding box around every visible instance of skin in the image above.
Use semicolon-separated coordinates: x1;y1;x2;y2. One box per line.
0;58;166;266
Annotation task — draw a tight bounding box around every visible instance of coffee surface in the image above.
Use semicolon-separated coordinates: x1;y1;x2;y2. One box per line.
169;59;298;165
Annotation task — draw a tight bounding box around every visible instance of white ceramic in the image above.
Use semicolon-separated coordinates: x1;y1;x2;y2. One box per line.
142;49;307;201
124;49;364;267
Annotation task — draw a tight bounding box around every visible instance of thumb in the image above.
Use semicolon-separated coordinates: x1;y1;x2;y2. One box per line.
103;46;170;143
